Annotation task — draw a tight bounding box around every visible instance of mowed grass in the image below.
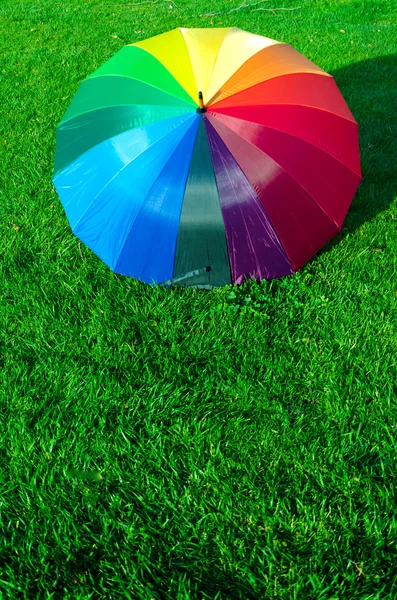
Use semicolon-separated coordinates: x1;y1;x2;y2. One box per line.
0;0;397;597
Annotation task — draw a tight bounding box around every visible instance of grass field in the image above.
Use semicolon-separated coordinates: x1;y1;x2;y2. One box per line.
1;0;397;597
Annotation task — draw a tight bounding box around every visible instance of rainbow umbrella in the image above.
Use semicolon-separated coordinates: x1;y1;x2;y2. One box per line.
53;27;361;288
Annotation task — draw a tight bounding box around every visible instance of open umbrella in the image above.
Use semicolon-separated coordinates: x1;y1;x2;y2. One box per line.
53;27;361;288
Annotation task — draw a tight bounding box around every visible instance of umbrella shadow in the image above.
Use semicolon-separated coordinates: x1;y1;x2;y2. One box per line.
321;54;397;250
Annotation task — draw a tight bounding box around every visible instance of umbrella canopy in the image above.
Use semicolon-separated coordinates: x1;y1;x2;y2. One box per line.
53;27;361;288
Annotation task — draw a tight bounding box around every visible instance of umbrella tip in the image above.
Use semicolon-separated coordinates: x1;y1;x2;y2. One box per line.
197;91;206;114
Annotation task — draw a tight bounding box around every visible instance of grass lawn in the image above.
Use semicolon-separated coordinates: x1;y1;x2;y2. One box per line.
1;0;397;597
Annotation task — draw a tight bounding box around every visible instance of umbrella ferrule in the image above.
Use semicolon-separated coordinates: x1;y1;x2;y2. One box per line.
197;91;206;114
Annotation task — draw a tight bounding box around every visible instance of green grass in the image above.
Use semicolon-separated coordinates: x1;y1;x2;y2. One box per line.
1;0;397;597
